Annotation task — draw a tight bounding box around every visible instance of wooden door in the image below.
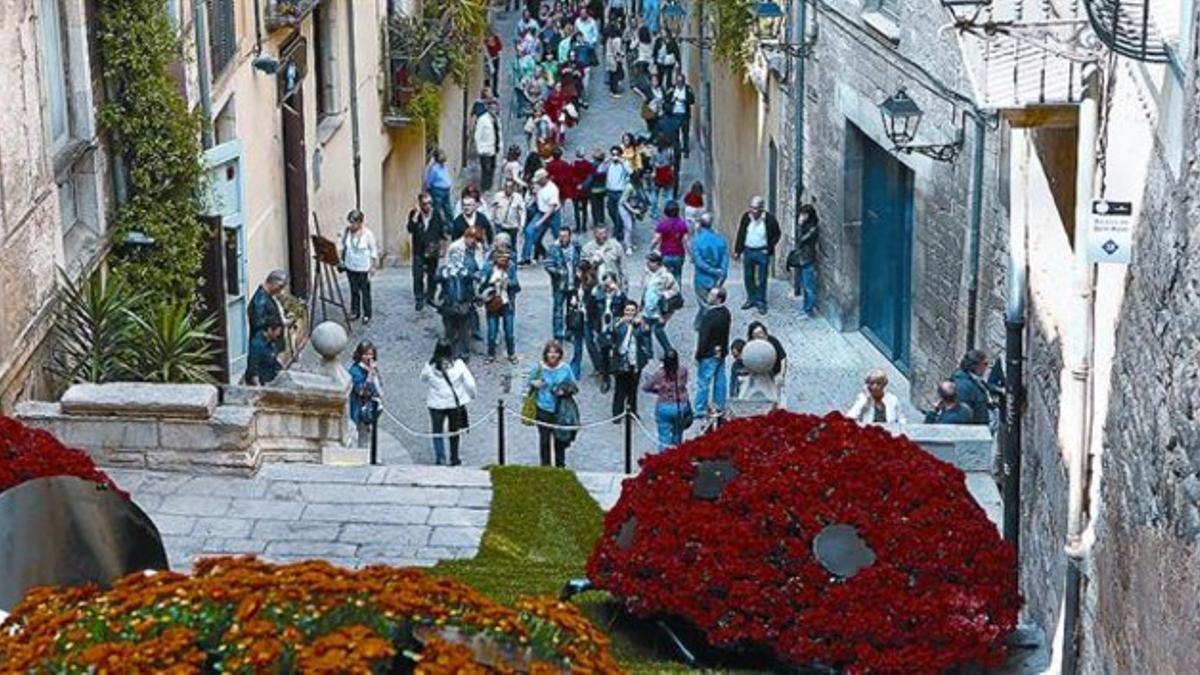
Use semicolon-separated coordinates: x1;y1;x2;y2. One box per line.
282;89;311;297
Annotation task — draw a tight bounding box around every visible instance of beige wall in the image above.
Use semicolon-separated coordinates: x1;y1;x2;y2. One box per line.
1;0;110;411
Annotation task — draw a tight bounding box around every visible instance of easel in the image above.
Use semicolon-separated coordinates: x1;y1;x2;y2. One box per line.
308;213;352;329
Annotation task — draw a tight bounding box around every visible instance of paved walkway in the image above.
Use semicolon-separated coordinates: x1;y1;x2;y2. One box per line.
107;465;624;572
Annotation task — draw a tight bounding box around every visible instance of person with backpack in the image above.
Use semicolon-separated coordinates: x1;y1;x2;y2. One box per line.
437;230;483;361
545;226;584;366
643;348;691;450
420;339;477;465
348;341;382;449
480;248;521;364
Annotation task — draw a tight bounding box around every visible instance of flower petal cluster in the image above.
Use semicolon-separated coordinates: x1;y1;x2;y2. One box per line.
0;416;127;498
587;411;1020;673
0;557;620;673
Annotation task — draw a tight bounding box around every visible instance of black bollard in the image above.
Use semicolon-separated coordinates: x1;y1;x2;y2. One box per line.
497;398;507;466
624;404;633;474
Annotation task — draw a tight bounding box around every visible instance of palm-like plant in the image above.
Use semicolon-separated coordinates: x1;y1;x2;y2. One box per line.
50;272;143;385
131;303;219;384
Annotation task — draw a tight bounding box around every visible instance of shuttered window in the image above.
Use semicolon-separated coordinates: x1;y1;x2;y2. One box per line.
208;0;237;80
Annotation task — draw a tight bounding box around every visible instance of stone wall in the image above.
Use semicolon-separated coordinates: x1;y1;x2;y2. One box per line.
1082;48;1200;672
776;0;1008;406
14;375;358;476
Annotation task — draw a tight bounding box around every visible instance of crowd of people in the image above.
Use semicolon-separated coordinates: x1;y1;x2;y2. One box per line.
254;1;1001;466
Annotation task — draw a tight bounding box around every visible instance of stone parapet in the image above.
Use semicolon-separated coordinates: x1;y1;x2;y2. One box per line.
15;376;354;477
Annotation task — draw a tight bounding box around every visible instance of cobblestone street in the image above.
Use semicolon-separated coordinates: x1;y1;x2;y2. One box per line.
316;10;918;470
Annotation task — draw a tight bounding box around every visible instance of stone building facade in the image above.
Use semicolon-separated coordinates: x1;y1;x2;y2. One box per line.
0;0;113;411
687;0;1008;406
1009;8;1199;671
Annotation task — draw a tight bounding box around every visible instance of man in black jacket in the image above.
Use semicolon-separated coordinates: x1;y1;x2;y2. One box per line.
694;286;732;417
952;349;993;426
667;73;696;157
407;192;446;310
733;195;782;315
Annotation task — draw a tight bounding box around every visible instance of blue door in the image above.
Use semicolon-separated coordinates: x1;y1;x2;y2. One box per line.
859;139;913;371
203;140;248;374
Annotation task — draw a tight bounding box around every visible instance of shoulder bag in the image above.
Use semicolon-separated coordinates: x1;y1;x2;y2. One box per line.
521;366;542;426
439;367;469;431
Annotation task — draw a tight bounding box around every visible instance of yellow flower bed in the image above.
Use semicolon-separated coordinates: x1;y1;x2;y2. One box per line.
0;557;621;673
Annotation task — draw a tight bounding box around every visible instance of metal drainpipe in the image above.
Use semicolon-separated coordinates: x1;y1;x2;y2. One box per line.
345;0;363;209
964;110;986;350
194;0;215;149
1002;127;1028;553
1062;93;1098;675
791;0;807;233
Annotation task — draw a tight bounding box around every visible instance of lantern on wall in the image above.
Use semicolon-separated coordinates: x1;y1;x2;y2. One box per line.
754;0;786;42
878;87;923;147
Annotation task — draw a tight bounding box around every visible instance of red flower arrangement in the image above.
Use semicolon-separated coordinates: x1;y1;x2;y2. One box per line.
587;410;1019;673
0;416;127;499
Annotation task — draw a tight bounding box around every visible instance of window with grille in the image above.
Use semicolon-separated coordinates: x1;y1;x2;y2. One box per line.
208;0;237;81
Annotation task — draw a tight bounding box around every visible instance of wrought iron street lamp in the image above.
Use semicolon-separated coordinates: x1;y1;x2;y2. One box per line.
878;87;965;162
753;1;786;43
939;0;1104;63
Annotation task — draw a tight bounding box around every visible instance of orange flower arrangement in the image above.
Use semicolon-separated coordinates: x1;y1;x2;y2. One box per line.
0;557;621;674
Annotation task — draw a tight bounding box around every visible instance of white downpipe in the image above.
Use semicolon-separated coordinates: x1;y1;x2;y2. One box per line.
1058;93;1098;675
1066;95;1098;558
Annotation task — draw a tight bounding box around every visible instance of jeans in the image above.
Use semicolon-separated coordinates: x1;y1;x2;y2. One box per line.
643;317;672;357
694;356;727;415
486;307;516;357
430;187;453;229
479;154;496;191
347;270;372;318
743;247;770;310
663;255;684;285
536;406;568;467
572;197;590;232
442;313;472;360
612;369;641;417
584;322;608;374
413;256;438;306
605;191;623;238
356;420;372;449
429;407;463;465
692;283;713;330
793;263;817;314
651;184;673;219
590;192;607;228
521;210;560;262
569;328;585;378
655;400;686;450
551;289;573;340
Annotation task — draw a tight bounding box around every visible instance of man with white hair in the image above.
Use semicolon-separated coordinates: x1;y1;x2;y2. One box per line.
733;195;781;315
249;269;288;352
520;168;561;265
690;211;728;329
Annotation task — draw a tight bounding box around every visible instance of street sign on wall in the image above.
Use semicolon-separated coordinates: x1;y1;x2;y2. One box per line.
1087;200;1133;264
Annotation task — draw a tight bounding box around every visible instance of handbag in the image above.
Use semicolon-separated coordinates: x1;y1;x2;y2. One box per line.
658;292;684;315
675;370;694;431
653;165;674;188
640;102;656;121
785;249;803;269
521;366;541;425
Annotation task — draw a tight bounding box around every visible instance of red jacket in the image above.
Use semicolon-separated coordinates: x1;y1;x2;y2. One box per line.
546;158;577;200
571;159;595;196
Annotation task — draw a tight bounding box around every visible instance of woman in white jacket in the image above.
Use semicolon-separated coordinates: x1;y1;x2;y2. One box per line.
420;339;478;465
846;368;906;425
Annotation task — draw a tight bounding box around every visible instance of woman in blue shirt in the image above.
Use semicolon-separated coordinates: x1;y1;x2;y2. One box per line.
347;340;381;449
527;340;578;467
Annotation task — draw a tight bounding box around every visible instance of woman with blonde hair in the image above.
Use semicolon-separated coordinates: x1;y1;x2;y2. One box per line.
846;368;906;424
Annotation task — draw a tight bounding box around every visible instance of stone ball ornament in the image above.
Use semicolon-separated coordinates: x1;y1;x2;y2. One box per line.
587;410;1020;672
310;321;349;360
740;338;777;374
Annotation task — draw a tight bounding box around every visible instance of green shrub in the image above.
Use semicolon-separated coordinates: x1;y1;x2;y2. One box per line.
96;0;207;310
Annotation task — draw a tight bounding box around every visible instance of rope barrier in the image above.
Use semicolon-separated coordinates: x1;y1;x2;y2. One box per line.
630;412;662;445
379;405;499;439
501;406;627;431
